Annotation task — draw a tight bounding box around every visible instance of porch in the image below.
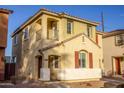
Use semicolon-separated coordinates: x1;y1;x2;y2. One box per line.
39;68;102;81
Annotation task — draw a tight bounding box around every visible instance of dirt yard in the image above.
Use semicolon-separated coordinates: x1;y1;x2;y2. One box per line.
1;78;124;88
0;80;105;88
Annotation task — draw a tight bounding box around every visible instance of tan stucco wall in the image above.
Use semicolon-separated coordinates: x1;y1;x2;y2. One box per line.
103;36;124;76
61;17;96;42
42;34;103;80
12;13;103;80
43;34;103;68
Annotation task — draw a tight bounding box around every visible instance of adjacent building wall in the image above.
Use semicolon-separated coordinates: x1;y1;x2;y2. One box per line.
103;36;124;76
0;9;11;80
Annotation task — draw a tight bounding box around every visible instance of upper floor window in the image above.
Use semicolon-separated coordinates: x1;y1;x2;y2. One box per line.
13;35;18;45
67;20;73;34
87;25;93;38
115;34;124;46
23;27;29;40
47;20;58;40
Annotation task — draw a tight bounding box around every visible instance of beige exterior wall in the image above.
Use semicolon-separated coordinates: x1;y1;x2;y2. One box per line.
12;12;103;80
43;34;103;68
12;31;23;76
61;18;96;42
103;36;124;76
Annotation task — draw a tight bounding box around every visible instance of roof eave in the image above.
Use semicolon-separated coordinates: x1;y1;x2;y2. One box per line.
11;8;99;37
0;8;13;14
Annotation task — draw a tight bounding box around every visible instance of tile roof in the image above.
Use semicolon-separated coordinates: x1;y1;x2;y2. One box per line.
0;8;13;14
103;29;124;38
12;8;99;37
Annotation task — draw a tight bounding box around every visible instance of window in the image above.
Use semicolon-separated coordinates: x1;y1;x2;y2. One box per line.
67;20;73;34
115;34;124;46
47;21;58;40
87;25;93;38
79;52;86;68
12;56;17;63
82;36;85;42
13;35;18;45
23;27;29;40
48;55;60;68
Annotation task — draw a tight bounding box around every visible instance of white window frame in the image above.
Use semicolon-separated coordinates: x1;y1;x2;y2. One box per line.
115;34;124;46
87;25;93;38
67;20;73;34
79;51;87;68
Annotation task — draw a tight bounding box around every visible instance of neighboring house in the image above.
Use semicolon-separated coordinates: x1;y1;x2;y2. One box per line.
103;29;124;77
0;8;12;80
11;8;103;81
4;56;15;80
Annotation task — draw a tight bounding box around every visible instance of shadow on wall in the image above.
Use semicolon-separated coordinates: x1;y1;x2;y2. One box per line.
17;23;70;80
107;70;113;77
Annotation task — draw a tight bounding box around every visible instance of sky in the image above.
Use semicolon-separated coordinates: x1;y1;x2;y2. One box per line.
0;5;124;56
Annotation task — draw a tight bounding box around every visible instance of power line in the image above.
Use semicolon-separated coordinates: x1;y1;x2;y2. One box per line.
101;12;105;32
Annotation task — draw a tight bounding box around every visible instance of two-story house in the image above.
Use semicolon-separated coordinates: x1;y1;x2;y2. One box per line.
0;8;12;80
11;8;103;81
103;29;124;77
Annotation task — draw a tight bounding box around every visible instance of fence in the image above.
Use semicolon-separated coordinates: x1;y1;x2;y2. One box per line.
5;63;15;80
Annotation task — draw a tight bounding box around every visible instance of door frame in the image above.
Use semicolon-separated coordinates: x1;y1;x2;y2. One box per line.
114;57;121;75
37;56;42;79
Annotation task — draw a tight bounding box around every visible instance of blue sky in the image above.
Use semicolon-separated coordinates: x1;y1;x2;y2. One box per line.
0;5;124;56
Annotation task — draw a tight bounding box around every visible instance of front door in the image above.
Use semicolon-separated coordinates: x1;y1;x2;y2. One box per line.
38;56;42;79
115;58;121;75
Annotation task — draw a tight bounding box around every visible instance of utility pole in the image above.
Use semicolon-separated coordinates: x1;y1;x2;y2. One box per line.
101;12;105;32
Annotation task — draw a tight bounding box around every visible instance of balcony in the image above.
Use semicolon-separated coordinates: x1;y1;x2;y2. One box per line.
47;29;59;40
47;18;59;40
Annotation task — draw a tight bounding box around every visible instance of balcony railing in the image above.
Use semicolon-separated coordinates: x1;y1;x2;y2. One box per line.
48;29;59;40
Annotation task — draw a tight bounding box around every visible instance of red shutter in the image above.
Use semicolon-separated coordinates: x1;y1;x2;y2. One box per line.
89;52;93;68
75;51;79;68
96;34;98;45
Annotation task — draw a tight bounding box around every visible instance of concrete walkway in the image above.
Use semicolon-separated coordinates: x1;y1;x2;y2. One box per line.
1;78;124;88
102;77;124;88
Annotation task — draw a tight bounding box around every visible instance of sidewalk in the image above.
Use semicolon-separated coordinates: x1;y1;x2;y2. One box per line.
102;77;124;88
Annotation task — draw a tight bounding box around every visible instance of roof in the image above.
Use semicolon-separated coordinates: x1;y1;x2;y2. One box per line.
12;8;99;37
0;8;13;14
103;29;124;38
96;30;104;35
39;32;101;53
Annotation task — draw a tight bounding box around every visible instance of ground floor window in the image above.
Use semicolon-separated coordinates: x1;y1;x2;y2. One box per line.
12;56;17;63
48;55;60;68
79;51;86;68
